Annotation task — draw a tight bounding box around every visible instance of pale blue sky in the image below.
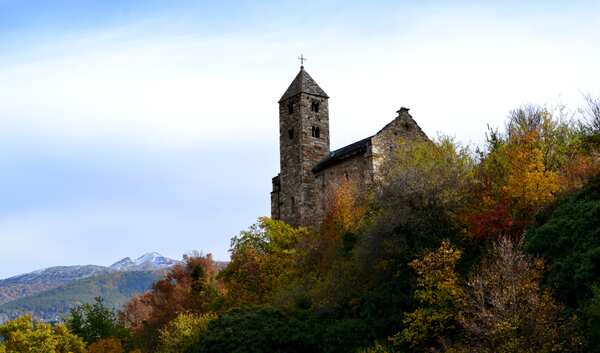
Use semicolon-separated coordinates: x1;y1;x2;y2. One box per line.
0;0;599;278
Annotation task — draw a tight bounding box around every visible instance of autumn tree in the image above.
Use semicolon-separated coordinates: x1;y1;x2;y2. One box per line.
0;315;86;353
156;312;216;353
121;254;221;351
457;237;582;352
466;105;590;239
218;217;311;307
87;337;124;353
394;240;464;351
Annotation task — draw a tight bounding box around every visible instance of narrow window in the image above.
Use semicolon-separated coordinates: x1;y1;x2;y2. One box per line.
288;128;294;140
311;101;320;112
311;126;321;138
291;197;296;213
288;102;294;114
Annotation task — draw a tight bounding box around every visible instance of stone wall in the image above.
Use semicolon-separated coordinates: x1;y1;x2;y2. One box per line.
314;152;374;221
272;100;428;228
370;108;428;178
275;93;330;226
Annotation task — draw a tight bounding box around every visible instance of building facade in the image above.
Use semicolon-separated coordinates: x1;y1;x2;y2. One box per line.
271;66;427;227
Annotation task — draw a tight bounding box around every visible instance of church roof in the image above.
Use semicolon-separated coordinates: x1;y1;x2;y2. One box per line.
278;67;329;102
312;137;372;173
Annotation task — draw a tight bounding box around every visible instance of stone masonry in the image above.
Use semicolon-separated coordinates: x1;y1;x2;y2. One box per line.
271;66;427;227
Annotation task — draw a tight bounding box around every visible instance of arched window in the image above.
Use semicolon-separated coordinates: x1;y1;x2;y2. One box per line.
288;102;294;114
311;126;320;138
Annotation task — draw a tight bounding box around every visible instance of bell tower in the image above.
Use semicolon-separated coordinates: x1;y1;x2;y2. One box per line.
271;64;330;226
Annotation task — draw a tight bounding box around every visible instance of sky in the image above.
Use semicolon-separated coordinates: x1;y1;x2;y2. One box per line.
0;0;599;278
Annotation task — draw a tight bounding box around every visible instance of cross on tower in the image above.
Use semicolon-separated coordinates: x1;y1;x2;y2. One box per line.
298;54;307;68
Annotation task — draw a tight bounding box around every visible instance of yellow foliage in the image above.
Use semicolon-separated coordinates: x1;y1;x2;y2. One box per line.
0;315;85;353
157;312;217;353
502;140;559;208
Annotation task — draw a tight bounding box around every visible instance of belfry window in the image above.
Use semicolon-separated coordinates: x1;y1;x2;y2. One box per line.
288;128;294;140
311;101;320;112
311;126;320;138
288;102;294;114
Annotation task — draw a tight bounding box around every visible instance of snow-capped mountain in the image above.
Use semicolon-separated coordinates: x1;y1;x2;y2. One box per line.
0;253;179;306
110;252;179;271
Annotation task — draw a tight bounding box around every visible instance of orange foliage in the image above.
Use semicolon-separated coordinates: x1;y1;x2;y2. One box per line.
466;131;561;239
121;254;221;348
321;180;366;241
87;338;124;353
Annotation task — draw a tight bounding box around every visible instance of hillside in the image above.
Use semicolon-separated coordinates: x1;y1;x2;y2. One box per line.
0;270;163;322
0;265;114;305
0;253;178;306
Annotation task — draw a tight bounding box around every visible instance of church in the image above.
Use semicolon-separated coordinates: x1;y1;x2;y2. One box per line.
271;65;427;227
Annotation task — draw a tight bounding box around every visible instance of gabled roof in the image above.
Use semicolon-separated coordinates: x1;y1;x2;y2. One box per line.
279;67;329;102
312;137;372;173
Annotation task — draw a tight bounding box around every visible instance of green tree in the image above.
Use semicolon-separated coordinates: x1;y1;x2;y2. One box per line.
526;174;600;351
67;297;131;346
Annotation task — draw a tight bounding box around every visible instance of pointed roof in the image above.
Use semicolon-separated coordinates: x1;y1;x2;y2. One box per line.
278;66;329;102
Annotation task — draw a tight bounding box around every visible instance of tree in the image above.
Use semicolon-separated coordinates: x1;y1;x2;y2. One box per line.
121;254;221;351
68;297;131;346
0;315;86;353
218;218;311;307
466;105;587;239
87;337;124;353
157;312;216;353
526;174;600;351
394;240;463;351
458;237;582;353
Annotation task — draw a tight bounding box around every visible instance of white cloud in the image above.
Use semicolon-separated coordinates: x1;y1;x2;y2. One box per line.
0;2;599;277
1;8;598;151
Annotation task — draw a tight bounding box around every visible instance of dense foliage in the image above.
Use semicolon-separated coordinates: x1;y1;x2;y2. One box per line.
4;98;599;352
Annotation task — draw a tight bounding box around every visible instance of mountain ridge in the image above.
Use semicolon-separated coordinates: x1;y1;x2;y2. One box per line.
0;253;179;306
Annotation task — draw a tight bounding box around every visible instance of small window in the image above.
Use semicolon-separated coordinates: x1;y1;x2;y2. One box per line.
288;102;294;114
311;126;320;138
311;101;320;112
291;197;296;213
288;128;294;140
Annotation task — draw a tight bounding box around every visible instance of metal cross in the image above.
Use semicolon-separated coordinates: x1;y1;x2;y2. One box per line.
298;54;307;67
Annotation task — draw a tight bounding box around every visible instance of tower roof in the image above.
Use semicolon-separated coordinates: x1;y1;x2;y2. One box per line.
278;67;329;102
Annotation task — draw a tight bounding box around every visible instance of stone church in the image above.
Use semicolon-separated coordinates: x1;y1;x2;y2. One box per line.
271;65;427;227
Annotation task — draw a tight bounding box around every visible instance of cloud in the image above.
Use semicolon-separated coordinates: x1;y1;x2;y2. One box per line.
0;1;599;277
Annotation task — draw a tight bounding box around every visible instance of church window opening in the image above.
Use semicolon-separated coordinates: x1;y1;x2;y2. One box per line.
288;128;295;140
311;101;320;112
288;102;294;114
311;126;321;138
291;197;296;213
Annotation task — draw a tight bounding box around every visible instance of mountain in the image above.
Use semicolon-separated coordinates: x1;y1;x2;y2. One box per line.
110;252;179;271
0;270;163;322
0;265;114;305
0;252;180;321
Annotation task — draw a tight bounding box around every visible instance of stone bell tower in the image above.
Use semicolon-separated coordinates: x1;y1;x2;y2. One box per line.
271;65;330;226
